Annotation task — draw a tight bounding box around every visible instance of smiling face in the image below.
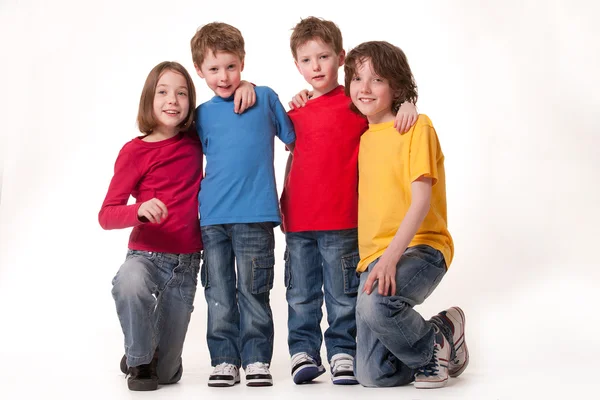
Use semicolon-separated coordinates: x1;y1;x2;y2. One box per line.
196;50;244;99
294;38;344;98
349;57;396;124
151;70;190;136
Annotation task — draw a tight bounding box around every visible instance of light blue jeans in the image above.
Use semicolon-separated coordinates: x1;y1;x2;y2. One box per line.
284;228;360;363
111;250;201;384
355;245;446;387
200;223;275;368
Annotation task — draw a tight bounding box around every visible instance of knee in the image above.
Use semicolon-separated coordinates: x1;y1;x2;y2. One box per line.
357;292;410;331
112;259;151;298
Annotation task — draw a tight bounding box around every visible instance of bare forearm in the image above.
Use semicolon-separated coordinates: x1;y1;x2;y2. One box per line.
284;153;293;184
381;200;429;264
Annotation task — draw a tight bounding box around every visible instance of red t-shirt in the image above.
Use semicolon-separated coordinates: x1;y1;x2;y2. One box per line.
280;85;368;232
99;132;203;253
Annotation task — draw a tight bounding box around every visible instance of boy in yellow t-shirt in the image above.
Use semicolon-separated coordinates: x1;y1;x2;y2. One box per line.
345;41;469;389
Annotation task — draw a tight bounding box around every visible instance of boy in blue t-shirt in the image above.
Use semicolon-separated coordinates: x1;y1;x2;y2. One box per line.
190;22;296;388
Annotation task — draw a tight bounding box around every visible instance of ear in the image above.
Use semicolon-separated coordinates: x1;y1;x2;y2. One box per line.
294;59;302;74
194;63;204;79
338;50;346;67
240;59;245;72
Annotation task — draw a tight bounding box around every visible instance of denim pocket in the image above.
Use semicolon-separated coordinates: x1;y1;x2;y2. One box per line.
283;248;292;289
180;264;199;309
341;252;361;295
251;253;275;294
200;252;210;289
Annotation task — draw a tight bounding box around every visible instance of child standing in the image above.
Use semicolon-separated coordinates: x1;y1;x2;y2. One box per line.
345;41;469;389
99;62;202;391
190;22;296;387
279;17;418;385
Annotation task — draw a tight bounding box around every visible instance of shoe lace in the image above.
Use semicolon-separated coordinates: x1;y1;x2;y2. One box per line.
246;362;269;375
417;345;440;377
213;363;236;375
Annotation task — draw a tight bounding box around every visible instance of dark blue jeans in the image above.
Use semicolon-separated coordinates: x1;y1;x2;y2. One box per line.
284;228;360;363
111;250;201;384
200;223;275;368
355;245;446;387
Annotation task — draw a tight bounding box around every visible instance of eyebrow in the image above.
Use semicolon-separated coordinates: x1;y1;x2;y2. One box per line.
156;84;188;90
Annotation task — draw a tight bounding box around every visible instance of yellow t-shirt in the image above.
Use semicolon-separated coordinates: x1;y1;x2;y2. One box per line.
357;114;453;272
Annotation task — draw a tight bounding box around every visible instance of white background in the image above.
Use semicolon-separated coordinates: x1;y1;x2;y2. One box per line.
1;0;599;398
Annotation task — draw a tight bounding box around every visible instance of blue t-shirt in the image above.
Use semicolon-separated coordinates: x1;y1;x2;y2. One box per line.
196;86;296;226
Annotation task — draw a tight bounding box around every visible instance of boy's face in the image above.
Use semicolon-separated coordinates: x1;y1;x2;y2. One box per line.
195;51;244;99
295;39;344;98
152;70;190;134
349;58;395;124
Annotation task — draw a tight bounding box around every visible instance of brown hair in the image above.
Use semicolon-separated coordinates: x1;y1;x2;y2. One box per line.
137;61;196;135
190;22;245;68
290;16;343;59
344;41;418;115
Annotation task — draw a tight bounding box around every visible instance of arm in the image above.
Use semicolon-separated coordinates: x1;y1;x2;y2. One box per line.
363;177;432;296
98;150;167;229
394;102;418;134
233;80;256;114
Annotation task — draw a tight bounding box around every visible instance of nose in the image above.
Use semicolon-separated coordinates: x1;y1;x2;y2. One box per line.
218;69;228;82
311;59;321;72
166;91;178;104
359;80;371;93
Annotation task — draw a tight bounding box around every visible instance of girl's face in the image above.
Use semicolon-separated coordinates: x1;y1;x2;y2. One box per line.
152;70;190;135
349;58;395;124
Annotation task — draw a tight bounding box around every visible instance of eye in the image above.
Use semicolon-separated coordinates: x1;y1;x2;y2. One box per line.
301;58;309;63
157;90;167;94
227;64;236;70
351;76;360;81
320;55;329;60
178;91;188;96
209;67;218;72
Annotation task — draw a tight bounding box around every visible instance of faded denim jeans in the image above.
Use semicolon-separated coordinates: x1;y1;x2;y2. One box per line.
200;223;275;368
111;250;201;384
355;245;446;387
284;228;360;363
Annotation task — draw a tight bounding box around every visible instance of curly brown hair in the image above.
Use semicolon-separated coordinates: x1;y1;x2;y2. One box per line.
344;41;418;115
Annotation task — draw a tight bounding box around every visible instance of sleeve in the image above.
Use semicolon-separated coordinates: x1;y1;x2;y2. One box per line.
98;146;145;230
409;119;441;185
269;89;296;145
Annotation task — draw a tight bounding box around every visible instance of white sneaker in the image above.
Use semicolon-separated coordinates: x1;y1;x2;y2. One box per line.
432;306;469;377
208;363;240;387
245;362;273;386
330;353;358;385
291;352;326;384
414;326;450;389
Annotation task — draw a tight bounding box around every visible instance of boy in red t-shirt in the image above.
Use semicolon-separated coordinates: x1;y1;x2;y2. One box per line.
279;16;418;385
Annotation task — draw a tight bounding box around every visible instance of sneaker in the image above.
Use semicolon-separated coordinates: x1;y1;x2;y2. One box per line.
126;353;158;391
245;362;273;387
208;363;240;387
431;306;469;377
291;352;326;384
414;326;450;389
330;353;358;385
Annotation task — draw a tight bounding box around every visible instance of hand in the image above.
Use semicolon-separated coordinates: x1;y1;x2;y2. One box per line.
288;89;312;109
233;81;256;114
137;198;168;224
394;102;418;134
363;256;398;296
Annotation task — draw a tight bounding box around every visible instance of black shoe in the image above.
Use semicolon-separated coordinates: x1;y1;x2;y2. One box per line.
127;352;158;391
120;355;128;375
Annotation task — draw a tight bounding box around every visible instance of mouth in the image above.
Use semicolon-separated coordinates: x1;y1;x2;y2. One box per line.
358;97;375;103
312;75;325;80
163;110;180;116
217;85;232;90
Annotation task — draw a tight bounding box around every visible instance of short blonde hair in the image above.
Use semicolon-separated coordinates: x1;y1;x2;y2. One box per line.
190;22;245;67
290;17;343;59
137;61;196;134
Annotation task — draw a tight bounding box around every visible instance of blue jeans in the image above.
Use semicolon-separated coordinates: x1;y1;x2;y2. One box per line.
200;223;275;368
284;228;360;363
355;245;446;387
111;250;201;384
